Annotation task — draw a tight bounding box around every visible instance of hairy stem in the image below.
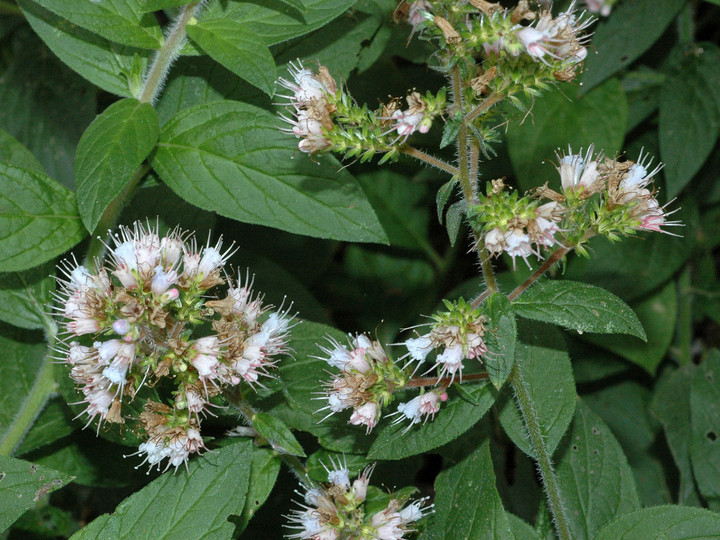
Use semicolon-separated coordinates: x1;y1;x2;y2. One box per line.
507;246;570;301
510;364;572;540
139;2;203;104
400;145;459;176
464;92;503;123
405;372;489;388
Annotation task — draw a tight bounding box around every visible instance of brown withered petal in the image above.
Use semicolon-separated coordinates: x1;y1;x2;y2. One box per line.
511;0;536;24
434;16;461;44
469;0;503;16
406;91;426;115
470;66;499;95
206;296;235;317
106;399;125;424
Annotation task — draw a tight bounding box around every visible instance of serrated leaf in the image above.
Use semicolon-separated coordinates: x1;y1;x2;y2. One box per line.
436;178;457;224
19;0;148;98
445;200;464;246
0;163;85;272
484;293;516;389
430;437;513;539
660;43;720;198
368;383;495;460
198;0;356;47
557;400;640;540
278;0;307;10
440;119;461;149
187;20;276;96
235;447;281;533
355;170;432;251
0;128;45;174
0;455;72;531
580;0;686;93
582;280;676;374
689;351;720;500
28;0;163;49
593;506;720;540
0;262;55;330
15;398;74;456
71;440;252;539
252;412;305;457
507;79;627;193
507;514;541;540
497;321;576;458
75;98;159;233
650;364;700;505
0;334;53;456
152;101;387;243
513;280;646;339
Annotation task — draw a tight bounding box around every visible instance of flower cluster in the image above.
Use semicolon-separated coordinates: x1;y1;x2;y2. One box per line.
316;335;407;433
54;221;294;472
404;298;489;383
286;457;431;539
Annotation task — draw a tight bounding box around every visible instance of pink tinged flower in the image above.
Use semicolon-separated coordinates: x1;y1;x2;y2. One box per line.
68;342;93;365
349;401;380;433
192;354;219;379
82;386;114;421
101;342;136;386
194;336;220;356
558;146;599;192
405;335;433;362
395;392;441;429
160;235;184;266
436;344;465;380
133;232;161;270
516;27;550;58
151;266;178;296
113;318;131;336
399;500;428;523
325;459;351;489
96;339;122;364
69;265;93;289
112;241;139;288
352;464;375;502
327;392;351;413
67;317;101;335
484;227;506;256
465;333;488;359
198;247;224;277
370;510;404;540
407;0;431;29
504;229;534;266
483;38;504;56
135;440;172;472
535;217;560;247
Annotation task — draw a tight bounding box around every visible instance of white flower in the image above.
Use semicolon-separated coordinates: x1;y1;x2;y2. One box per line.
404;335;433;362
436;344;465;381
557;145;600;192
484;227;505;256
619;148;664;192
349;402;380;432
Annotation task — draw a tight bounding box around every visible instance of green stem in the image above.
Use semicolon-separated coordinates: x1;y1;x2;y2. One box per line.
405;372;489;388
507;246;570;301
0;323;58;456
510;364;571;540
400;145;459;176
676;1;694;44
139;2;202;104
464;92;503;123
83;163;151;267
0;0;21;15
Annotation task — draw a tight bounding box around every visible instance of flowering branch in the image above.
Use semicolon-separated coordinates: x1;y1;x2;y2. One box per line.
400;145;459;176
507;245;571;301
464;91;503;123
404;372;489;388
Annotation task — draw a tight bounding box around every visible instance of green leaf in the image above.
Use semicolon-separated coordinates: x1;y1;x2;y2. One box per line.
152;101;387;243
235;447;281;534
0;455;72;531
507;79;627;192
436;178;457;223
556;400;640;540
507;514;541;540
593;506;720;540
513;280;646;339
187;19;276;96
355;170;431;252
368;383;495;460
28;0;163;49
140;0;190;10
689;351;720;500
0;163;85;272
484;293;516;389
650;364;700;505
582;280;676;374
429;437;513;539
75;98;159;233
71;440;252;539
252;412;305;457
445;200;464;246
497;321;576;458
278;0;307;10
199;0;356;47
0;262;55;330
660;43;720;198
19;0;148;98
580;0;687;92
0;128;45;174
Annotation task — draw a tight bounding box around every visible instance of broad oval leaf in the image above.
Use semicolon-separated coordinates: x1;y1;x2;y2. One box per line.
0;262;55;330
689;350;720;500
512;280;646;339
29;0;163;49
140;0;190;10
152;101;387;243
368;383;495;460
580;0;687;92
19;0;149;98
75;98;159;233
252;412;305;457
484;293;517;389
235;447;281;534
0;163;85;272
0;128;45;174
187;19;276;97
429;437;513;539
557;400;640;540
497;321;576;458
593;506;720;540
0;455;72;531
506;78;627;193
71;440;252;539
660;43;720;198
